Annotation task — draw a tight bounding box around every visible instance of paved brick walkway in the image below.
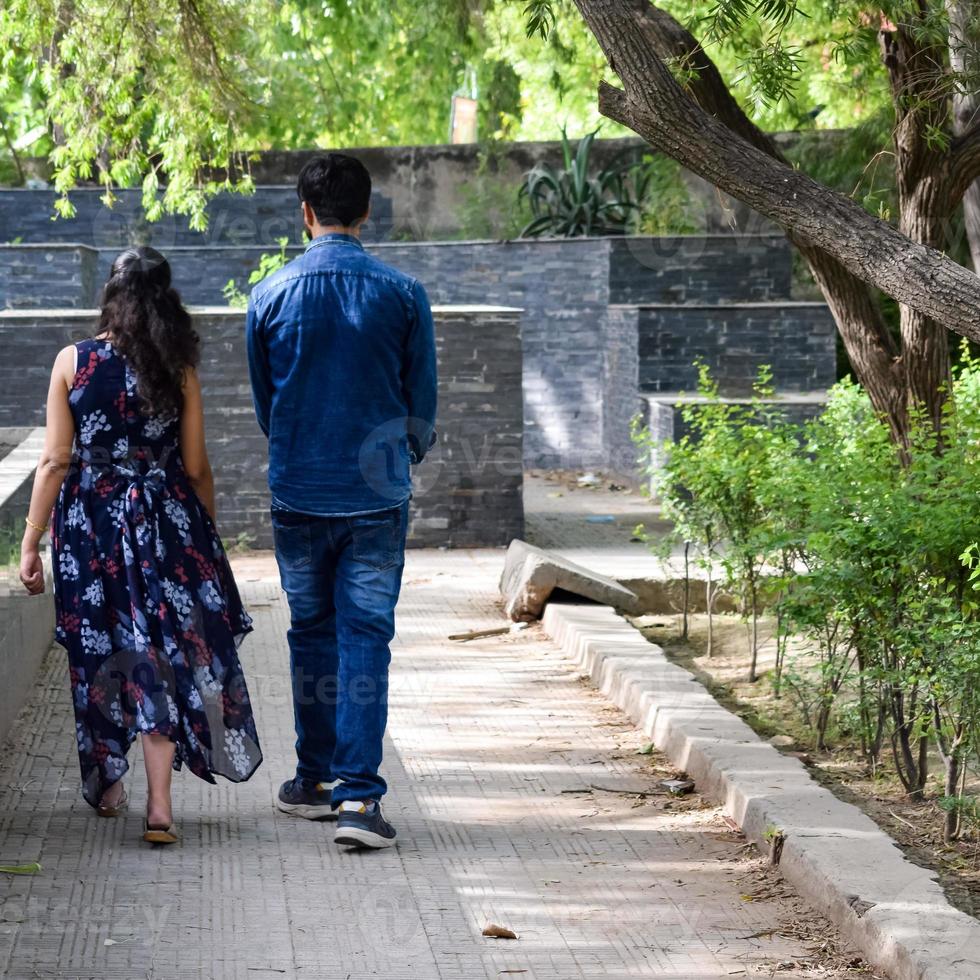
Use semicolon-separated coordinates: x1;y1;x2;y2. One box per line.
0;549;858;979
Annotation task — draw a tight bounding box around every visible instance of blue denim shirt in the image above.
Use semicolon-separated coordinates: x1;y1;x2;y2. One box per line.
246;233;438;516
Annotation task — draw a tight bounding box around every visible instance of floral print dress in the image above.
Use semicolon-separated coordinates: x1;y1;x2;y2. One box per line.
52;339;262;808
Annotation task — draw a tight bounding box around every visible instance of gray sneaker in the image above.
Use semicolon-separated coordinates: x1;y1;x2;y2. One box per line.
276;777;337;820
333;800;396;849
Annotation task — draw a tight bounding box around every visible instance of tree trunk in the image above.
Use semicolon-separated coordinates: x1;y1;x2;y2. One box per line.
880;23;955;430
890;684;928;799
943;751;962;843
897;204;953;431
948;0;980;273
800;245;907;440
576;1;908;438
748;572;759;682
682;539;689;641
570;0;980;345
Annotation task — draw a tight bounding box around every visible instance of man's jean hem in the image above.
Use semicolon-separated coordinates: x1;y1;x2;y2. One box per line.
271;499;408;806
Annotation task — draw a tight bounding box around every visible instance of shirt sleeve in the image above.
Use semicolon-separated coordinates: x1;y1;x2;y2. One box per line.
402;280;438;464
246;295;272;438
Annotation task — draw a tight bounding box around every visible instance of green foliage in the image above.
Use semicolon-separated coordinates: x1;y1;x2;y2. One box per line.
634;357;980;839
486;2;625;140
0;0;257;226
937;795;980;837
518;128;651;237
226;530;257;555
649;0;894;132
523;0;559;41
0;0;624;219
0;515;25;568
454;142;531;241
248;0;478;150
634;364;797;673
478;60;524;141
223;236;292;307
635;154;706;235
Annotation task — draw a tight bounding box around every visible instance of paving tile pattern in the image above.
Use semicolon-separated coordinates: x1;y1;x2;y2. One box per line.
0;550;849;979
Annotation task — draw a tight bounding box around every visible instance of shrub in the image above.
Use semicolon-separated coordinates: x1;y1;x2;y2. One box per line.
223;236;292;307
518;127;650;238
634;356;980;842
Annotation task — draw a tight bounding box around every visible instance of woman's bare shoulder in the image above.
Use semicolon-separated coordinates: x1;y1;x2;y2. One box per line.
54;344;77;387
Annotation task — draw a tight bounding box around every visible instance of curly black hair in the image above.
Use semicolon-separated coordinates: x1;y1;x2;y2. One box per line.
98;246;200;419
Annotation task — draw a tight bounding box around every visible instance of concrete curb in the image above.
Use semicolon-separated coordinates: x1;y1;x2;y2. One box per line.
541;602;980;980
0;426;55;744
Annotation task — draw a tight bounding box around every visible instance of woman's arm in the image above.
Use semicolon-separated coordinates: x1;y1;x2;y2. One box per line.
20;346;76;595
179;368;216;520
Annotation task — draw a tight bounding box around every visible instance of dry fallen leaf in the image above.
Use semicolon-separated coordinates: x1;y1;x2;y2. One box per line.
482;923;519;940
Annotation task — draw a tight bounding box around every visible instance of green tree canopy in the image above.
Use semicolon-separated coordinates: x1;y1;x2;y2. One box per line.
0;0;912;224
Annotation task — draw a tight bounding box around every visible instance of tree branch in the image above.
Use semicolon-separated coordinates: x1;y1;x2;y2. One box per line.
597;9;911;436
573;0;980;346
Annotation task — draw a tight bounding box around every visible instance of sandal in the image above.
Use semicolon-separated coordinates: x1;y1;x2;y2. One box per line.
142;819;179;845
96;785;128;818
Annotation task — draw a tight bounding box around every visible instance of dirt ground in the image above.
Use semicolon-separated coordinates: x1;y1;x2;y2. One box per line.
631;611;980;922
561;665;881;978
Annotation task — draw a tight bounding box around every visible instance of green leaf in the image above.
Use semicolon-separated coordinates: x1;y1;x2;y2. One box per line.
0;862;41;875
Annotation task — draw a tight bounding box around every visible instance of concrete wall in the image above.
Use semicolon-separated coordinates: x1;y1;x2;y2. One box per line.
0;427;55;746
10;136;797;241
0;306;524;549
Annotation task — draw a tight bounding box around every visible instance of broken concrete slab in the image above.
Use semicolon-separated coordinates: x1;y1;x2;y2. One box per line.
499;539;641;621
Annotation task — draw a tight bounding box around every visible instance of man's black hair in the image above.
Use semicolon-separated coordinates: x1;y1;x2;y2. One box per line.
296;153;372;228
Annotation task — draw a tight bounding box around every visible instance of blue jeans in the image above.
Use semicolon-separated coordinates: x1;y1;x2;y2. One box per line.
271;500;408;805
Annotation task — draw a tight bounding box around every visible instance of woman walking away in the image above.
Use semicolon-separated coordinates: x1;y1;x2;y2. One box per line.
19;245;263;844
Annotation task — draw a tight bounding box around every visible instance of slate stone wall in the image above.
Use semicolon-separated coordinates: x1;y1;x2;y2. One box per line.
602;305;641;478
633;302;838;396
0;244;98;309
0;306;523;549
6;134;807;240
0;235;834;475
0;187;394;248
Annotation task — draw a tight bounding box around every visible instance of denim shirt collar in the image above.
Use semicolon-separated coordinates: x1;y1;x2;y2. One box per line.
304;232;365;253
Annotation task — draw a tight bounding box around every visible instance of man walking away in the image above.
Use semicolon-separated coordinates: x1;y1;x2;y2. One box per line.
246;153;437;849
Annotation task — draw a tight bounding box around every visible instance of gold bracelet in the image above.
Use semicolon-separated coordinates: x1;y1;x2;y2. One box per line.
25;516;49;534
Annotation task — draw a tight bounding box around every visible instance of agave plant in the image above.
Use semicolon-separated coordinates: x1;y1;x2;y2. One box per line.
518;128;651;238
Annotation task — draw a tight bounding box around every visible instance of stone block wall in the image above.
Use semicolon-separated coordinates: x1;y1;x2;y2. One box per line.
632;302;838;396
606;236;791;305
8;135;808;241
0;187;394;248
26;234;791;308
0;244;98;309
413;306;524;547
0;306;524;549
602;306;642;476
0;234;834;477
